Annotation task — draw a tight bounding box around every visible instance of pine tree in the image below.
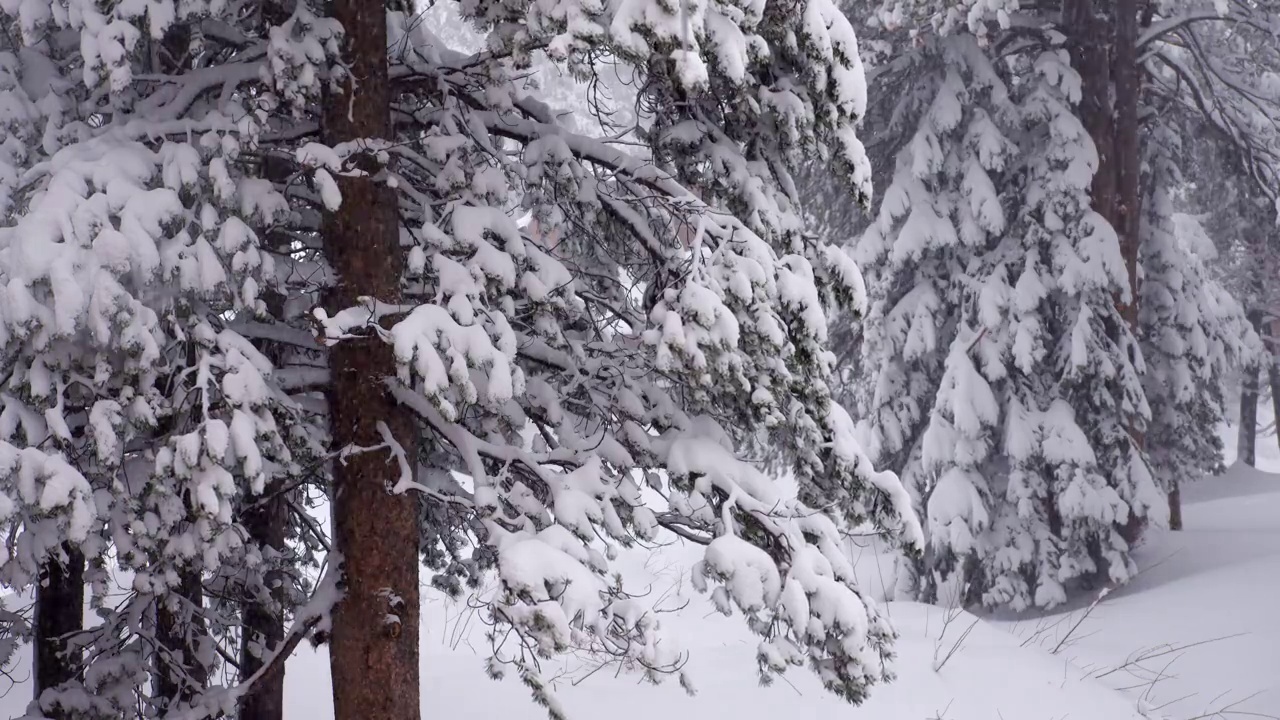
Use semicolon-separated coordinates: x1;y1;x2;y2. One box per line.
0;3;327;716
1137;127;1259;529
823;0;1276;613
852;32;1017;602
916;47;1163;611
2;0;922;717
360;0;922;709
845;6;1176;610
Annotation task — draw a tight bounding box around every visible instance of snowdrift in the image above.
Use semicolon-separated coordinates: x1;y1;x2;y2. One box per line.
276;600;1145;720
2;464;1275;719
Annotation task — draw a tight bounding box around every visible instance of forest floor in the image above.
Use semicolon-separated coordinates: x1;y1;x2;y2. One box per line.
0;451;1275;719
274;460;1280;720
987;460;1280;719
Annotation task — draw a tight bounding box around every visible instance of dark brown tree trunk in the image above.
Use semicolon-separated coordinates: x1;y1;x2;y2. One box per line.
1270;352;1280;458
155;568;208;709
322;0;421;718
1168;483;1182;531
1068;0;1150;544
1240;309;1264;467
33;545;84;717
1240;367;1259;466
238;493;289;720
1114;0;1142;331
1066;0;1115;229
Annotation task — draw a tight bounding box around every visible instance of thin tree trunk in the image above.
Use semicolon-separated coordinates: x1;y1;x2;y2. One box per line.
1270;355;1280;458
238;493;288;720
155;568;208;709
1114;0;1142;331
33;545;84;718
1240;364;1260;467
1168;482;1182;531
322;0;421;718
1240;309;1264;467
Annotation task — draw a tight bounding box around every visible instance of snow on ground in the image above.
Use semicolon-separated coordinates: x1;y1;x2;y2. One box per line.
276;571;1147;720
984;426;1280;720
1;428;1276;719
1000;460;1280;720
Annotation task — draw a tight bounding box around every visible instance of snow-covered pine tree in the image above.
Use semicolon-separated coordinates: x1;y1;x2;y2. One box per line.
855;30;1166;611
969;48;1161;610
0;30;85;709
4;1;923;719
918;46;1160;611
837;0;1275;614
1137;125;1260;530
1185;152;1280;469
850;32;1017;602
333;0;924;710
1103;0;1280;474
0;3;328;717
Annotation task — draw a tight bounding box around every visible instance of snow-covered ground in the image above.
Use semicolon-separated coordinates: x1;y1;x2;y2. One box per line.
279;599;1147;720
277;431;1280;720
1059;460;1280;718
2;431;1276;719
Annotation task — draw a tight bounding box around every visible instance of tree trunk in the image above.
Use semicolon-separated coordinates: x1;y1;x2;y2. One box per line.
1168;482;1182;531
1066;0;1115;229
322;1;421;718
1240;363;1260;467
237;73;296;718
33;545;84;718
238;493;288;720
1270;353;1280;458
155;568;208;709
1240;309;1264;467
1113;0;1142;331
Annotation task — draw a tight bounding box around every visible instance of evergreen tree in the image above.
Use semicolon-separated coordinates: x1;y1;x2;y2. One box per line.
1138;127;1260;529
851;32;1016;602
825;0;1272;612
919;47;1162;611
1;1;921;717
0;2;338;717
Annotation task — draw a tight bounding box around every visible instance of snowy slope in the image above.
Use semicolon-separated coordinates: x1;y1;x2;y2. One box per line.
0;531;1147;720
2;447;1275;719
997;461;1280;720
274;572;1148;720
275;601;1145;720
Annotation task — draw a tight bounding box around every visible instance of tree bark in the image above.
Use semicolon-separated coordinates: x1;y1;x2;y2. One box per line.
1239;367;1259;466
1240;309;1264;467
33;545;84;718
1240;367;1260;468
155;568;208;709
1270;353;1280;458
1168;483;1182;531
1066;0;1115;230
322;1;421;719
1113;0;1142;330
238;493;288;720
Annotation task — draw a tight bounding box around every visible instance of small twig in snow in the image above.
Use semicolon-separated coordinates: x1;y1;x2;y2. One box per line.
1052;587;1110;655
